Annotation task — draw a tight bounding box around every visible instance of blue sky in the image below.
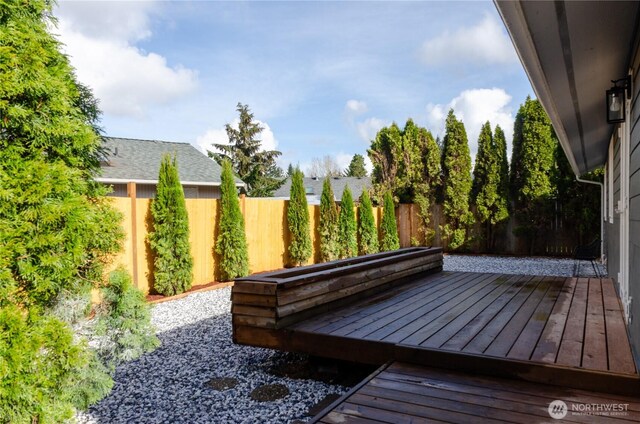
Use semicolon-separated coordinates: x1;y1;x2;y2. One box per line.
55;1;533;173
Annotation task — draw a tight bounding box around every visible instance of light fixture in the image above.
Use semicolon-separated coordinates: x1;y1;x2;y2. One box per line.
606;76;631;124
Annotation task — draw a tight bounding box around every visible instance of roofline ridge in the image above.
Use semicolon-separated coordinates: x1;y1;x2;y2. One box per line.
102;136;193;146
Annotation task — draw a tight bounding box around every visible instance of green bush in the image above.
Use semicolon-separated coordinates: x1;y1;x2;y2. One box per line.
319;178;340;261
95;267;160;369
149;154;193;295
287;169;312;266
338;185;357;258
380;192;400;251
357;189;379;255
215;160;250;280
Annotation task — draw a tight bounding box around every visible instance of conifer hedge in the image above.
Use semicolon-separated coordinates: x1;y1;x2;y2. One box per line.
149;154;194;296
319;178;340;261
287;169;312;265
338;185;357;258
380;192;400;251
215;160;250;280
358;189;379;255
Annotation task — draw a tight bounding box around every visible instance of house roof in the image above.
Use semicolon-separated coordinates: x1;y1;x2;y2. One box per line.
494;0;640;175
97;137;244;186
272;176;372;203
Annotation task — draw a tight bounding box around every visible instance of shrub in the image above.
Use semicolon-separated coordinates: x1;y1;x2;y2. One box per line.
338;185;357;258
380;192;400;251
148;154;193;295
358;189;379;255
215;160;250;280
319;178;340;261
287;169;312;266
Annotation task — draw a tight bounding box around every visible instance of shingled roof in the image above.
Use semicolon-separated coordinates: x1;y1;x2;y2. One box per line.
272;176;372;203
97;137;244;186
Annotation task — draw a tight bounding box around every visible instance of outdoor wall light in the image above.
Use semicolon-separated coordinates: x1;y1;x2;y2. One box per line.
606;76;631;124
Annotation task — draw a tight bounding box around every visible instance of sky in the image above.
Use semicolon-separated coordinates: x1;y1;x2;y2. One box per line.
54;0;534;174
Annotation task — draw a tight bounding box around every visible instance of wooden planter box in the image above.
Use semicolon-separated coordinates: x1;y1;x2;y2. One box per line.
231;247;443;347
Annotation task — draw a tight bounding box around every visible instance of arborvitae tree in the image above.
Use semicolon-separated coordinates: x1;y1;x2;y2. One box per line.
287;169;312;265
208;103;284;196
319;178;340;261
411;122;441;244
472;122;509;251
148;154;193;295
338;185;358;258
346;154;368;177
380;192;400;251
358;189;379;255
441;110;473;250
215;160;250;280
287;163;295;176
0;1;129;420
510;97;557;253
369;123;403;204
494;125;510;216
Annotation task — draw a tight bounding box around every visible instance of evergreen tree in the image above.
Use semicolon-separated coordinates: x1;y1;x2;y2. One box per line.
319;178;340;261
287;163;295;176
0;1;130;420
287;169;312;265
346;154;368;177
338;185;358;258
472;122;509;251
368;123;403;204
215;160;250;280
411;122;441;244
208;103;284;196
494;125;510;216
510;97;557;253
358;189;379;255
441;110;473;250
148;154;193;295
380;192;400;251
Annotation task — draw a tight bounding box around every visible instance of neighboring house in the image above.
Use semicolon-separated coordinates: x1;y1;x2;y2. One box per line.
97;137;245;198
271;176;372;204
495;1;639;362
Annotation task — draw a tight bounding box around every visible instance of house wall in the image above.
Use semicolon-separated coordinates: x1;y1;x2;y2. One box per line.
105;183;221;199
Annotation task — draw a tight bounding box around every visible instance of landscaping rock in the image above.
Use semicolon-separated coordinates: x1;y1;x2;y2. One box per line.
250;383;290;402
206;377;238;391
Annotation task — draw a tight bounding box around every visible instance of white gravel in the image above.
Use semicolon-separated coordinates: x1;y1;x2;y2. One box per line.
76;254;606;423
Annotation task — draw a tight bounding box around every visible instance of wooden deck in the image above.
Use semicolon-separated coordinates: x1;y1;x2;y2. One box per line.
311;362;640;423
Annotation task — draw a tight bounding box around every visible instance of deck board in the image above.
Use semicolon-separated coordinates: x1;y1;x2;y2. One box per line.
311;362;640;424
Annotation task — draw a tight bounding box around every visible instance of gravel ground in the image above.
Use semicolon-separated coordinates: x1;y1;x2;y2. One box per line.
76;254;606;423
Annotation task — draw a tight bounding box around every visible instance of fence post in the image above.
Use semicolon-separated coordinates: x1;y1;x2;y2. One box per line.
127;182;139;288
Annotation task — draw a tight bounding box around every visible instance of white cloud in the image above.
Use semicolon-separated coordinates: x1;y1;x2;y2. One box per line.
419;14;517;67
425;88;514;159
345;99;368;117
196;119;278;155
356;117;388;143
54;2;198;118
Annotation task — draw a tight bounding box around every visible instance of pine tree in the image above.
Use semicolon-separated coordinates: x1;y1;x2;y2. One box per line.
441;110;473;250
208;103;284;196
346;154;368;177
287;169;312;265
215;160;250;280
358;189;379;255
510;97;557;253
338;185;358;258
287;163;295;176
0;1;126;420
380;192;400;251
149;154;194;295
319;178;340;261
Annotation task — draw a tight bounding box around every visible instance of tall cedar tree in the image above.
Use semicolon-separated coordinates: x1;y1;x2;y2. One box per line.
358;189;379;255
510;97;556;253
287;169;312;265
215;160;250;280
208;103;284;196
319;178;340;261
149;154;193;295
0;0;126;420
346;154;368;177
369;120;440;242
338;185;358;258
441;110;473;250
380;192;400;251
472;122;509;251
494;125;510;217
